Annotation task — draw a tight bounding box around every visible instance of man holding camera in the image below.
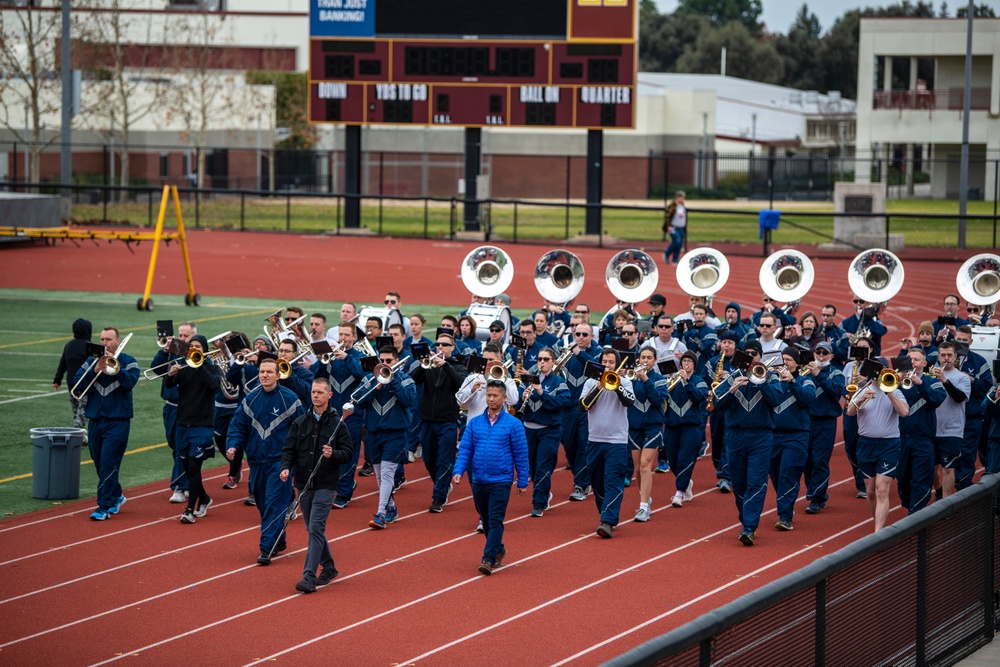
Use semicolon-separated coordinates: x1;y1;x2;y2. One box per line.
933;294;969;342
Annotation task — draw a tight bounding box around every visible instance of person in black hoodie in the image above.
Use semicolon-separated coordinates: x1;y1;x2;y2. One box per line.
53;318;93;429
280;377;353;594
411;330;469;513
164;335;222;523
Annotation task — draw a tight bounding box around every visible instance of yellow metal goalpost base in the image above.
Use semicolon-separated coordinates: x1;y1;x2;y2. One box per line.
0;185;199;311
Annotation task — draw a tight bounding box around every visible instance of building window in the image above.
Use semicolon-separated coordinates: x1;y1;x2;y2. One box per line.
160;153;169;179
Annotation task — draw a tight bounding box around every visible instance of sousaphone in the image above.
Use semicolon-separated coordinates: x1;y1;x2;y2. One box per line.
957;253;1000;307
847;248;904;304
675;247;730;297
759;249;815;304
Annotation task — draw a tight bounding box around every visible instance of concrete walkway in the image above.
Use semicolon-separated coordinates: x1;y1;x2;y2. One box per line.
956;638;998;666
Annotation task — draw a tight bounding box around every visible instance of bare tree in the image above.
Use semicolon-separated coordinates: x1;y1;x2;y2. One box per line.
160;10;265;189
77;1;168;200
0;1;69;187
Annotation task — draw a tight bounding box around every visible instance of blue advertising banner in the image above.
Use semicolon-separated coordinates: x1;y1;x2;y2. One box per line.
310;0;375;38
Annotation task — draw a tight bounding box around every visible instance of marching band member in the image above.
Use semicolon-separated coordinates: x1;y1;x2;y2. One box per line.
769;349;815;531
406;313;435;349
842;336;878;500
73;327;140;521
664;351;708;508
703;331;739;492
674;295;721;329
580;348;634;538
618;321;642;356
931;341;970;498
312;321;367;509
352;346;416;529
803;341;846;515
276;339;314;405
843;296;888;356
932;294;968;341
714;302;750;343
226;357;305;565
649;314;687;361
519;347;571;517
645;293;667;325
981;375;1000;474
411;331;469;513
680;303;717;373
898;321;938;364
456;343;517;420
897;348;946;514
384;290;411;337
714;340;782;546
213;343;243;491
845;353;909;533
752;312;787;366
818;304;851;368
783;311;825;351
486;320;509;355
452;379;530;576
457;315;484;355
561;323;602;502
151;320;195;503
749;294;796;328
627;346;669;522
280;378;353;594
441;316;470;356
952;326;991;490
507;321;543;371
226;334;274;505
599;305;635;345
164;335;223;523
532;311;561;348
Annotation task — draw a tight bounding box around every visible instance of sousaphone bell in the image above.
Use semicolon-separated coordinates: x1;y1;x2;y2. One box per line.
606;249;659;304
759;249;815;304
847;248;905;304
461;245;515;343
675;247;730;297
957;253;1000;307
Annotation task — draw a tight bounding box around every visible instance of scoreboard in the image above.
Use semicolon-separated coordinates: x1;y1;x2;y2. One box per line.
308;0;637;129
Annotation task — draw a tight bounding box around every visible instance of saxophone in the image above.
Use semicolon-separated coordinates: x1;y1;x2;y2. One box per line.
514;347;525;386
706;354;724;413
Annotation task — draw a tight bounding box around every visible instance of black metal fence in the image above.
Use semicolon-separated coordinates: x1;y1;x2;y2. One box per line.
4;181;1000;255
604;474;1000;667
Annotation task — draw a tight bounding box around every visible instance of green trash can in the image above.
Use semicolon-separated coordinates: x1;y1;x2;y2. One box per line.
30;427;86;499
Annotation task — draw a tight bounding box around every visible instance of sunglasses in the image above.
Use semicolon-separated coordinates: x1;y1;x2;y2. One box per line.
761;298;773;303
284;317;297;321
575;310;589;314
537;357;554;362
852;299;864;304
489;328;503;333
574;332;590;337
435;342;453;348
814;349;831;355
657;324;673;328
967;307;981;313
758;324;774;328
623;331;637;335
385;299;398;305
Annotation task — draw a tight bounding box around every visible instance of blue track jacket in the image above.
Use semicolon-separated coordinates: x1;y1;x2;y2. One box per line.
227;385;304;463
75;352;140;420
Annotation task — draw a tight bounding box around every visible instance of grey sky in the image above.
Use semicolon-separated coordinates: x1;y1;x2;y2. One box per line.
649;1;991;35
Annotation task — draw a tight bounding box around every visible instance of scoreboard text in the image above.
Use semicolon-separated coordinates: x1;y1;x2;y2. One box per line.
308;0;637;129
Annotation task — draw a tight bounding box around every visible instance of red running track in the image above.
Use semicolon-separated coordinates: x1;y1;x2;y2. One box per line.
0;231;974;665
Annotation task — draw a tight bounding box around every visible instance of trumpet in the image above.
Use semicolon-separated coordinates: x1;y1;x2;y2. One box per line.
551;342;578;374
318;342;345;364
343;356;411;412
156;335;170;348
624;362;650;381
899;371;914;390
234;350;254;365
665;373;684;391
70;333;134;400
420;351;445;369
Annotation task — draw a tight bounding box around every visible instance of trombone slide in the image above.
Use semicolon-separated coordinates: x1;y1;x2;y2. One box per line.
70;333;134;400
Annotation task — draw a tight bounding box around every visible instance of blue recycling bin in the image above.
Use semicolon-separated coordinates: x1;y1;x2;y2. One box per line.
30;427;86;499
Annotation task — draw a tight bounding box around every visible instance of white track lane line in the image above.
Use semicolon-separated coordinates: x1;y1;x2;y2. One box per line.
242;473;860;667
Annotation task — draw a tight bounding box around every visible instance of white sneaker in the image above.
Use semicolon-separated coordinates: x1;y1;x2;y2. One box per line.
671;491;683;508
193;499;212;518
683;480;694;502
169;490;186;503
476;520;484;534
635;507;650;522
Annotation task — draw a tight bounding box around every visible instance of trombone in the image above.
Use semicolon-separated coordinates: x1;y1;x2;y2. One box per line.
70;333;134;400
486;359;513;381
143;347;205;381
580;359;627;411
343;356;411;412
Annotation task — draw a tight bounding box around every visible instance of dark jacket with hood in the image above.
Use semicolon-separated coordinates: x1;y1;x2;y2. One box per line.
714;302;751;342
54;318;93;387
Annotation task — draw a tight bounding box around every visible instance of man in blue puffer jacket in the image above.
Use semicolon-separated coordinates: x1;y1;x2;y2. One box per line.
227;358;305;565
453;379;529;576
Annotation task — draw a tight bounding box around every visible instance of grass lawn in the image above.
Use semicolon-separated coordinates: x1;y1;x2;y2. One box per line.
69;196;1000;248
0;288;534;519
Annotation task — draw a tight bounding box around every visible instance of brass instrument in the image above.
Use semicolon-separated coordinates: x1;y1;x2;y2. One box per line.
849;380;876;411
535;249;585;338
580;359;627;411
607;249;660;304
143;344;204;380
665;373;684;391
676;247;730;297
877;368;900;392
551;342;578;374
759;249;815;305
987;385;1000;405
420;351;445;369
70;333;134;400
706;354;725;413
957;253;1000;309
624;362;650;381
748;362;769;385
318;342;345;364
486;359;513;381
847;248;905;307
343;356;411;412
845;362;861;400
899;371;914;390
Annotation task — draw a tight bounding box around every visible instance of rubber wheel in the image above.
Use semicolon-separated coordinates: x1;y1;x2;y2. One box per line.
191;293;201;306
184;294;191;306
145;298;154;311
136;298;144;311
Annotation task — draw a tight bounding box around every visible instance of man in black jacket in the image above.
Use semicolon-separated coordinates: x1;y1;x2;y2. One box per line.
411;330;469;513
164;335;223;523
53;318;93;429
280;378;353;594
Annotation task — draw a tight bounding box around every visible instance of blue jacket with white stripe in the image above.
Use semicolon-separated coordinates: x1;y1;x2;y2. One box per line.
773;374;816;433
355;369;417;432
75;352;140;420
900;376;946;437
226;384;304;463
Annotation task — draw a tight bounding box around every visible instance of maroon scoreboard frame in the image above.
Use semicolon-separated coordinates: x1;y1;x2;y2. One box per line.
308;0;637;130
